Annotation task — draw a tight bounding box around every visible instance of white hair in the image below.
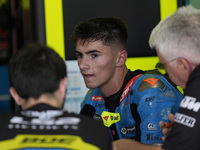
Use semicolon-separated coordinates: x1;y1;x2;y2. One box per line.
149;5;200;63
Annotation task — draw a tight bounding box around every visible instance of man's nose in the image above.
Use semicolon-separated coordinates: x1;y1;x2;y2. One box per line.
79;56;90;70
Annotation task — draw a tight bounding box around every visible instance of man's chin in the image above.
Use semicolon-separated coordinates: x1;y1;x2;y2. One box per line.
86;84;96;89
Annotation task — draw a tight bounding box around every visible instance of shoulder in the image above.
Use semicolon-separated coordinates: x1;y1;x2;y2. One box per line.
126;70;168;92
135;72;183;102
137;73;167;92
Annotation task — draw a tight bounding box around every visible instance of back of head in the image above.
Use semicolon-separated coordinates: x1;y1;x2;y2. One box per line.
71;17;128;50
9;43;67;100
149;5;200;62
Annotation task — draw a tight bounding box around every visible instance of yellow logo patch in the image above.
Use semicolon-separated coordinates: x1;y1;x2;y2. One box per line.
101;111;120;127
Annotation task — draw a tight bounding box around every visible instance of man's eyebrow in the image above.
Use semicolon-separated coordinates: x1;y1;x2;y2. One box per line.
75;50;81;54
75;50;101;54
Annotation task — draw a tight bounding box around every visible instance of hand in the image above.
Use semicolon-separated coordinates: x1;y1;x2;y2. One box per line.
159;113;175;142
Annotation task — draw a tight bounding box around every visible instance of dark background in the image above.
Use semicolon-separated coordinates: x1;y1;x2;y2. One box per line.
62;0;160;60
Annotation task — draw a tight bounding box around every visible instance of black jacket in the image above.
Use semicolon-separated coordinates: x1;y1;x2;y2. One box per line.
0;103;112;150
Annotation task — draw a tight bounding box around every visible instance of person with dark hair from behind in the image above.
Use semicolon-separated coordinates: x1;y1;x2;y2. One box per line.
0;43;112;150
71;17;183;145
112;5;200;150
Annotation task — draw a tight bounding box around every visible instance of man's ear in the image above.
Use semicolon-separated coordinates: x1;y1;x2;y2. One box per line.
116;50;127;67
59;77;67;99
177;58;192;77
9;87;22;106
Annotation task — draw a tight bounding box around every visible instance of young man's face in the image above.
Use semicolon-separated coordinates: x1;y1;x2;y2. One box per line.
75;40;118;90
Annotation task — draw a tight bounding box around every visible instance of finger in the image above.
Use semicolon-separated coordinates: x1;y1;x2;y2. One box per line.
159;120;168;129
162;127;172;138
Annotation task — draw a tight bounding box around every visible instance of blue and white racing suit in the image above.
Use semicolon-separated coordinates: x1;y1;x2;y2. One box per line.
80;70;183;145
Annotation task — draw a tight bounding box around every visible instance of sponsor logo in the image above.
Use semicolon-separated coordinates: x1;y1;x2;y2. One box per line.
146;133;161;142
103;116;109;121
119;74;142;104
180;96;200;112
121;125;136;134
120;82;133;104
101;111;120;127
102;115;119;122
144;78;159;86
160;90;175;98
4;135;100;150
91;95;103;101
121;98;131;109
175;112;196;128
21;110;64;119
9;116;80;130
147;123;157;131
93;114;102;121
95;103;104;108
145;96;155;102
111;115;119;120
22;137;74;144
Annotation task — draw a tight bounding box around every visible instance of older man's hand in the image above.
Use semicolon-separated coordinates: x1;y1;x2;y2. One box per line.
159;113;175;142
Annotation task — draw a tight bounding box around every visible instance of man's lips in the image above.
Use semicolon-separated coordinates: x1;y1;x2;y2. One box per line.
82;74;94;78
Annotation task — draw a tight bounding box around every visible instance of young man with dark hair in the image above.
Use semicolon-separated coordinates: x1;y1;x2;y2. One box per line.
0;43;112;150
71;17;183;145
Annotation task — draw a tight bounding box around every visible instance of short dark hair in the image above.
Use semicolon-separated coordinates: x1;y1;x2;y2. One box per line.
71;17;128;50
9;43;67;100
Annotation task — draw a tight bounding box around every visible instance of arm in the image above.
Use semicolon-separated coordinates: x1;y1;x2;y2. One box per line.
112;139;163;150
133;74;182;144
